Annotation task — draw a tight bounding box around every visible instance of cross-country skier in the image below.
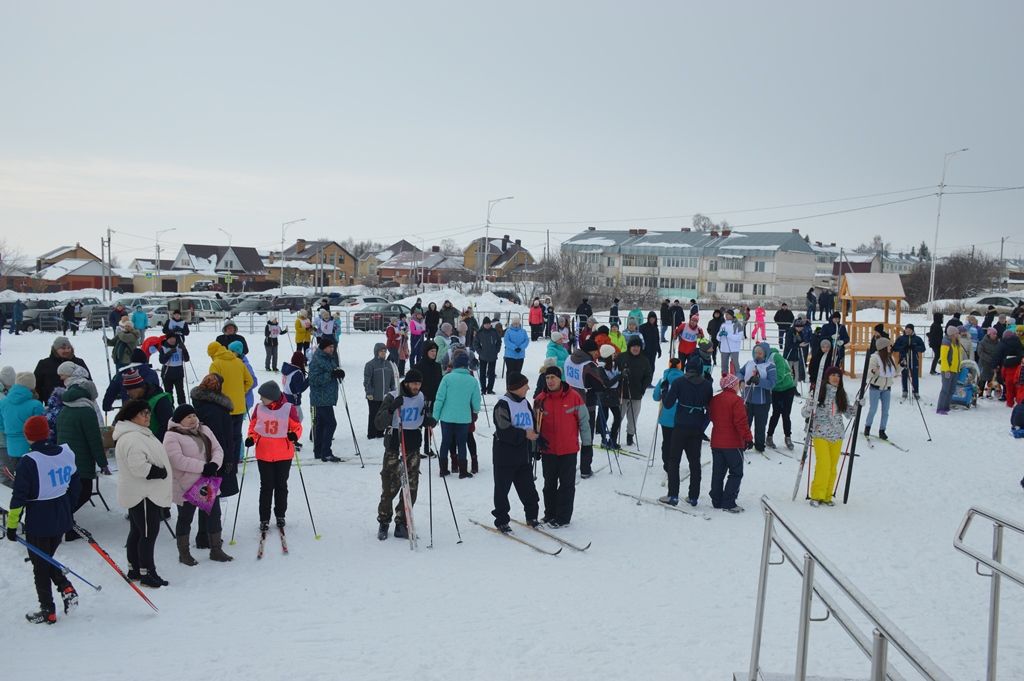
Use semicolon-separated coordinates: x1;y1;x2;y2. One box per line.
535;366;590;527
245;381;302;533
490;373;541;533
801;367;858;507
660;354;712;506
708;373;753;512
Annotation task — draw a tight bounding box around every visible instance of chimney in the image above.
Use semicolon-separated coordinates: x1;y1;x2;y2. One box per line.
710;230;719;238
638;229;648;236
431;245;440;253
815;241;822;247
295;239;306;254
791;228;800;234
502;234;510;252
681;227;691;232
514;239;521;247
587;226;596;232
721;229;731;237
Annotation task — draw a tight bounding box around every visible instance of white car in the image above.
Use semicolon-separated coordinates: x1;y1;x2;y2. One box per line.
143;305;170;327
342;295;391;309
967;295;1021;315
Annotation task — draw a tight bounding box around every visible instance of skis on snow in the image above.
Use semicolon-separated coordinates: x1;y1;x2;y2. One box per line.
615;491;712;520
469;519;562;555
511;519;591;551
257;525;288;559
864;435;909;452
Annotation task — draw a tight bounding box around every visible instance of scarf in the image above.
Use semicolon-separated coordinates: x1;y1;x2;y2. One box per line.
169;425;214;463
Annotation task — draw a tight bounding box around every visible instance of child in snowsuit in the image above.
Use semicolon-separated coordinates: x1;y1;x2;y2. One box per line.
157;334;190;407
6;415;81;624
245;381;301;531
801;366;858;506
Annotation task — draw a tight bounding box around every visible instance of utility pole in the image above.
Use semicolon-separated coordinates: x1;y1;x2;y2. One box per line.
927;147;968;315
483;196;514;289
105;227;113;301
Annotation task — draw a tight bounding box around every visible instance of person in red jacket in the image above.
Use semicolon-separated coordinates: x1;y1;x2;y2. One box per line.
534;366;591;528
707;373;753;512
672;314;705;360
245;381;302;532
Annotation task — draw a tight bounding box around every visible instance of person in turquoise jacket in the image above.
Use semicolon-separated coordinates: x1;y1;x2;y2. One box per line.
651;359;683;468
502;318;530;377
766;346;797;451
0;372;45;460
432;351;481;478
131;305;149;335
545;333;570;371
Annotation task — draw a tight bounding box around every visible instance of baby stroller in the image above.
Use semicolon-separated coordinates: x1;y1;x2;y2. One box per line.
951;360;979;408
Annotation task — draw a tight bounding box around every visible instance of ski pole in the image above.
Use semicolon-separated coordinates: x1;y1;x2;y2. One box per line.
430;430;462;544
396;414;418;551
292;440;321;540
636;405;662;503
228;448;249;545
427;427;434;549
15;535;101;591
914;392;932;441
74;523;158;612
338;378;365;468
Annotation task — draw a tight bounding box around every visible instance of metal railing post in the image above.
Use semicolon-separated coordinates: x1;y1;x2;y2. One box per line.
986;524;1003;681
747;509;775;681
870;629;889;681
794;554;815;681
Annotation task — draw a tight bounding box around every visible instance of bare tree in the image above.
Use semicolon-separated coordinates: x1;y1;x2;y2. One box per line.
854;234;891;254
0;239;26;275
692;214;713;232
901;251;1001;306
439;238;462;256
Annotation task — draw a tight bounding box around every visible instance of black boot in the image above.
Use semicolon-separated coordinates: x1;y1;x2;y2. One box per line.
626;434;634;447
864;426;871;437
377;521;389;541
394;522;409;539
25;609;56;625
878;429;888;440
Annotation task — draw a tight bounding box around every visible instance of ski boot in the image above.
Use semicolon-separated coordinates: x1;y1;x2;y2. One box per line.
809;500;821;508
139;570;166;588
526;518;541;528
25;609;56;625
722;505;745;514
61;585;79;614
377;522;389;541
496;523;512;534
901;392;909;400
766;436;776;449
685;497;698;507
626;434;634;447
394;522;409;539
785;436;794;450
126;564;142;581
878;429;888;440
658;495;679;506
864;426;871;437
259;521;270;532
276;517;286;528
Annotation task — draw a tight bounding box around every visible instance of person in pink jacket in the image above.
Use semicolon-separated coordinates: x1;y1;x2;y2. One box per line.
164;404;231;566
409;310;426;366
752;306;767;344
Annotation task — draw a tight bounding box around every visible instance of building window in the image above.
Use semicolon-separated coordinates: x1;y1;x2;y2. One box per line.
661;256;698;269
606;257;615;267
624;275;658;288
658;277;697;289
752;284;766;295
707;260;718;272
705;282;717;293
754;261;766;273
605;278;616;287
721;258;743;270
621;255;658;268
724;282;744;294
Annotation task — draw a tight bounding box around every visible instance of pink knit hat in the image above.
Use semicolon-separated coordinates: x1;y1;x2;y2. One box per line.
720;373;741;391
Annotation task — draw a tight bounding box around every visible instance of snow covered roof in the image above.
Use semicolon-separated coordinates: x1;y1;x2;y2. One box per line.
263;259;339;272
37;245;75;260
840;273;906;299
563;229;813;257
34;259;112;281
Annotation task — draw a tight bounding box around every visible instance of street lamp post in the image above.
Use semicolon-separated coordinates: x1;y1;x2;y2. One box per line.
217;228;233;293
482;196;514;287
280;217;306;292
927;148;968;315
154;227;176;293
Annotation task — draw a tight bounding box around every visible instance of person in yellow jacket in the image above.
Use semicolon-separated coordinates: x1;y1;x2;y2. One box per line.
936;326;963;414
294;310;313;355
607;323;627;354
207;341;253;467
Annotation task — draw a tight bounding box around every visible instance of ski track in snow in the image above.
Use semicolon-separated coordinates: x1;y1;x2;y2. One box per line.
1;309;1022;680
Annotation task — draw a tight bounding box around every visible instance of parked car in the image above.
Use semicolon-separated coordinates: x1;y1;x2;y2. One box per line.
270;295;308;312
352;303;412;332
968;295;1021;315
114;296;159;310
231;298;272;315
343;296;391;309
166;296;231;323
143;305;170;328
19;300;62;332
491;290;522;304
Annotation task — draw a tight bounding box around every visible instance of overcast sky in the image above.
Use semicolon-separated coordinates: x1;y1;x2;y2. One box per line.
2;1;1022;264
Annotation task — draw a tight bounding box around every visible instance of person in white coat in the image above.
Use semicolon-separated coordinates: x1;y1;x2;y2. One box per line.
716;309;746;377
113;399;172;588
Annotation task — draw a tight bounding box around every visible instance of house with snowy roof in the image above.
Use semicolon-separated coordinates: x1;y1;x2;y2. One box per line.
561;226;818;303
32;258;116;291
276;239;357;285
357;240;419;280
377;247;474;285
36;243;102;273
463;234;535;281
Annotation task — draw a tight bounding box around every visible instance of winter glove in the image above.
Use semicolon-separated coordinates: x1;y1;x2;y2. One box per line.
836;340;845;347
745;441;754;451
244;437;255;448
100;466;112;476
424;416;437;428
390;395;405;412
161;507;171;520
220;462;237;476
747;372;761;385
332;368;346;380
287;431;298;443
146;465;167;480
202;462;218;477
536;436;549;454
6;527;16;542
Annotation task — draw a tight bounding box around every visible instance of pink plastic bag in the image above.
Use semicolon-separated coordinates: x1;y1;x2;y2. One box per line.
183;476;222;513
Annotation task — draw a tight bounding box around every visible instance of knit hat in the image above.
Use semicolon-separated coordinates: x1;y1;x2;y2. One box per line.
0;366;15;390
599;344;615;359
482;317;492;325
15;372;36;390
23;415;50;444
875;337;891;350
627;336;643;349
597;325;609;335
122;369;144;389
423;341;438;356
550;331;563;343
506;373;529;391
685;354;703;375
720;373;741;391
987;327;998;337
905;323;915;330
453;351;470;369
580;339;598;353
440;322;453;334
131;349;148;364
57;361;80;377
544;365;563;379
290;351;307;368
318;335;337;349
52;336;72;350
690;312;699;321
171;404;197;423
1003;330;1016;340
228;340;244;356
258;381;282;402
823;366;844;381
222;320;237;333
403;369;423;384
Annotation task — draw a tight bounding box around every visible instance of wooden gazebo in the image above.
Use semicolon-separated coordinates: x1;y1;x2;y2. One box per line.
838;273;905;377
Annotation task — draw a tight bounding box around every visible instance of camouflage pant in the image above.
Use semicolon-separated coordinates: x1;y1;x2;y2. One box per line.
377;447;421;525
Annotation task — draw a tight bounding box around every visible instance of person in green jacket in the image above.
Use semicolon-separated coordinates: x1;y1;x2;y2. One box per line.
432;350;480;478
627;306;644;329
545;332;570;371
54;363;110;539
766;346;797;451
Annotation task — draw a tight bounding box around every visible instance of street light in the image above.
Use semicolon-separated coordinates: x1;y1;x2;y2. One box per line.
280;217;307;291
217;228;233;293
481;196;514;286
154;227;176;293
927;148;968;315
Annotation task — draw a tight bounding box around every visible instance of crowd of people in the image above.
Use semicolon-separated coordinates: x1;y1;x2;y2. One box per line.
2;292;1023;625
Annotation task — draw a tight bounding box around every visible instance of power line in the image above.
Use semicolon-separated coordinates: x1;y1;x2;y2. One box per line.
723;193;938;228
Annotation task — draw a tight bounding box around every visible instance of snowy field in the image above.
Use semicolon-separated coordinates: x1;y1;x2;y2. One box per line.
1;311;1022;680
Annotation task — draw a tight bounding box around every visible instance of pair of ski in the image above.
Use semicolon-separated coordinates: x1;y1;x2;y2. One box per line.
864;435;909;452
469;518;591;555
616;491;712;520
596;444;645;460
257;525;288;559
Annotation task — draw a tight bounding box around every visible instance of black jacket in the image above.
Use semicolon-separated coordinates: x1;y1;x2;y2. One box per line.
892;334;926;371
661;372;712;431
773;309;795;327
927;314;944;351
994;335;1023;370
659;302;671;327
639;323;661;358
418;354;443;403
10;443;81;537
473;326;502;362
425;308;440;334
216;332;249;356
575;301;593;322
670;304;685;328
617;351;653;400
706;313;724;344
492;393;534;467
33;352;90;404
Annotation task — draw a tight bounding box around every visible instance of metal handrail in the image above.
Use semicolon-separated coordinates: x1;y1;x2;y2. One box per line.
953;506;1024;681
748;495;954;681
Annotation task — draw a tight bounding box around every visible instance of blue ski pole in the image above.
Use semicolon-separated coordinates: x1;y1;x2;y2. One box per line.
15;536;102;591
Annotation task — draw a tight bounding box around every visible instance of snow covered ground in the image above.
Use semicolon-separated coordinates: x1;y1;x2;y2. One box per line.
1;313;1022;680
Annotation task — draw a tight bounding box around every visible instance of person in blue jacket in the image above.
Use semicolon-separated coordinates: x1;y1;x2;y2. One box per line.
1;372;45;466
503;317;530;379
741;342;777;453
651;358;683;471
10;299;26;334
661;354;712;506
130;305;149;336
